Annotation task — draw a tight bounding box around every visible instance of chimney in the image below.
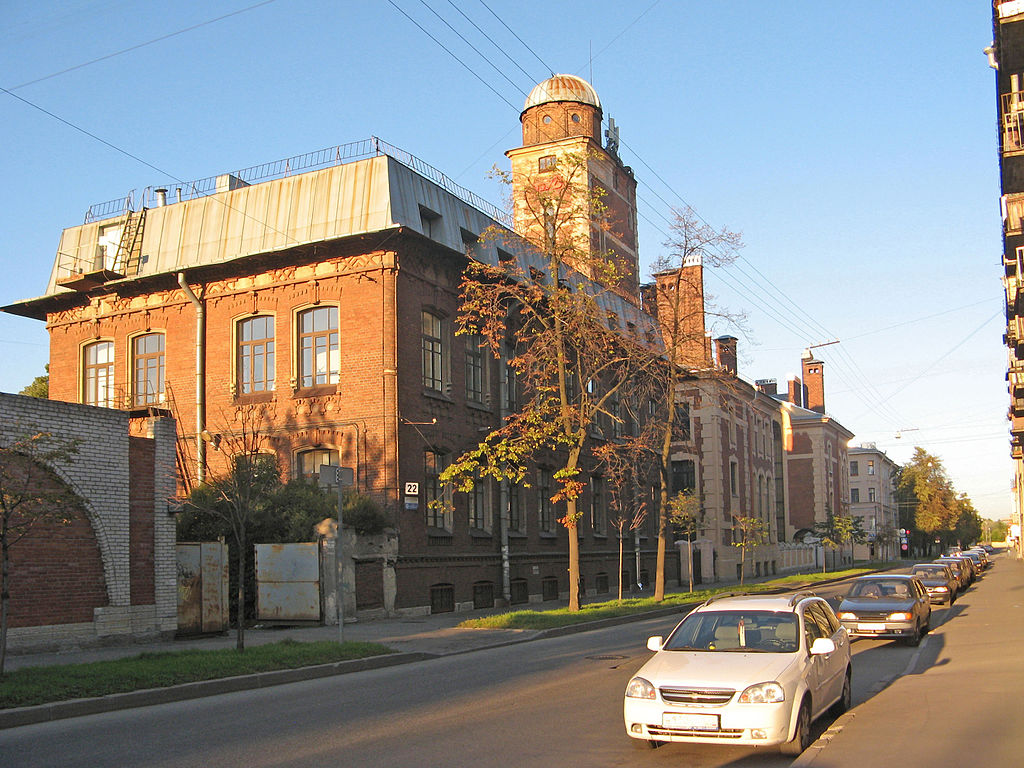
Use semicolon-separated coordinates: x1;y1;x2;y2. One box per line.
755;378;778;396
787;375;802;406
653;261;710;367
154;188;167;207
802;355;825;414
714;335;738;376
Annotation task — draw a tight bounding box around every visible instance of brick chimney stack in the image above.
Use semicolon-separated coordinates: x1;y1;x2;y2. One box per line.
787;375;802;406
714;335;738;376
755;379;778;396
801;355;825;414
652;259;710;368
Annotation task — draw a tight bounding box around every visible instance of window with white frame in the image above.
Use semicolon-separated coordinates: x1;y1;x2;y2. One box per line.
298;306;338;387
83;340;115;407
132;332;165;406
238;315;275;394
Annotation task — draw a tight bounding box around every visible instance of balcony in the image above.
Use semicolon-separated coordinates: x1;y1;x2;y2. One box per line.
1002;94;1024;153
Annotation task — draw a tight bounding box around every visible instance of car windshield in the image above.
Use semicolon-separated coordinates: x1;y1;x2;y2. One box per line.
664;610;799;654
911;566;945;576
848;579;911;599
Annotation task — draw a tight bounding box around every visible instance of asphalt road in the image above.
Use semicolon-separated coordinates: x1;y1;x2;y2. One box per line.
0;560;1014;767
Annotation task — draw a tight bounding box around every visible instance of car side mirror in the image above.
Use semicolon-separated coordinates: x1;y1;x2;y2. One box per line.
809;637;836;656
647;636;664;652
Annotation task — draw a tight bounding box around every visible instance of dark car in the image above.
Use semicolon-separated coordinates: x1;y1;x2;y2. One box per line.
934;557;972;590
909;564;958;605
966;548;991;570
959;551;985;576
836;575;931;646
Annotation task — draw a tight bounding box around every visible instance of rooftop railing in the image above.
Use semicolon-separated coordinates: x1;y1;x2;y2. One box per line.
84;137;512;229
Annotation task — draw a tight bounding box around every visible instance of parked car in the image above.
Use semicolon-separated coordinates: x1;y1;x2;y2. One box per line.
966;548;990;569
908;564;958;604
624;592;851;756
959;550;985;576
836;575;931;646
934;557;972;590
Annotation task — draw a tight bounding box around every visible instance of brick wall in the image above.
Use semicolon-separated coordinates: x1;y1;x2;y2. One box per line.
0;393;177;651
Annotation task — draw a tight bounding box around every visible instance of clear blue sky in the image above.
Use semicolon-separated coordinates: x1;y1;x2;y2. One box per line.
0;1;1009;522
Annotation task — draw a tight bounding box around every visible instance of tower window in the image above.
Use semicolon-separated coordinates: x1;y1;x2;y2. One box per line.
543;115;552;124
538;155;556;172
571;113;580;123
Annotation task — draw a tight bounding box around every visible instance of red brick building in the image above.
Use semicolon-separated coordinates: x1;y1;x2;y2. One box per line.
4;76;677;614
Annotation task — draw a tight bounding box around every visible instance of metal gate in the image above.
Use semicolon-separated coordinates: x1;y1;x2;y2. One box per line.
255;543;322;623
176;542;229;635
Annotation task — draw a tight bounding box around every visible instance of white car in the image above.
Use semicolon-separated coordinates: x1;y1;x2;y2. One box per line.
624;592;852;755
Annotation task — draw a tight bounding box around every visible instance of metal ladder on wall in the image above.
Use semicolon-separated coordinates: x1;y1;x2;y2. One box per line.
164;383;195;495
112;207;147;276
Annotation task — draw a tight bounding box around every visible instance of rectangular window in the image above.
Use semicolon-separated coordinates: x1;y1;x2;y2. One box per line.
850;461;859;477
868;487;876;502
868;460;875;476
465;333;485;403
422;311;446;391
132;333;165;406
730;461;739;497
84;341;115;407
850;488;860;503
425;450;451;529
508;483;522;532
590;476;606;535
468;477;490;530
298;306;339;387
238;315;275;393
537;469;554;532
538;155;556;172
671;459;696;495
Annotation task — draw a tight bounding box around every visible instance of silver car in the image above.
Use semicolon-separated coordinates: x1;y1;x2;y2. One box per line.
836;575;931;646
624;592;852;755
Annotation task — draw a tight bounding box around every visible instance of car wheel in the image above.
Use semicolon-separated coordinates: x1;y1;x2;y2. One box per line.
903;622;921;647
780;700;812;756
830;670;852;716
631;738;661;750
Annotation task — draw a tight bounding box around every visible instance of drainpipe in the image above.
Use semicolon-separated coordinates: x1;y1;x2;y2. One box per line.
177;272;206;484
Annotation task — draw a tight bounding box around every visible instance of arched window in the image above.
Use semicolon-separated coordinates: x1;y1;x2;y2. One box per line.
238;315;275;393
297;306;338;387
83;340;114;407
132;332;165;405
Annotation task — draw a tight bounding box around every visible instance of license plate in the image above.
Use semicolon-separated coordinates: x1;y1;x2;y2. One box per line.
857;623;882;632
663;712;719;731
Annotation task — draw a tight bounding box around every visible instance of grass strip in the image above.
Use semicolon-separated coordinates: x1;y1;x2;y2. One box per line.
0;639;394;709
459;567;881;630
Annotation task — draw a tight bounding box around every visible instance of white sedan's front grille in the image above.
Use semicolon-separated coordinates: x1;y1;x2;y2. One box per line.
659;686;735;706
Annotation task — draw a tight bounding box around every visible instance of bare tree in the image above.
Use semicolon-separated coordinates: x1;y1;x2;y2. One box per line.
0;427;81;674
648;205;742;600
186;406;280;650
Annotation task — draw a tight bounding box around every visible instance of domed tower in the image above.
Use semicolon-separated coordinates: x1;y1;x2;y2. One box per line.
506;74;640;303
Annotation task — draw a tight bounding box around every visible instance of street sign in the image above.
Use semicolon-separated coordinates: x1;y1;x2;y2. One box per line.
405;482;419;496
318;465;354;487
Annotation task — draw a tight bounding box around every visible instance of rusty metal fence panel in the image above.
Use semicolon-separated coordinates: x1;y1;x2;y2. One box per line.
255;543;322;623
176;542;229;635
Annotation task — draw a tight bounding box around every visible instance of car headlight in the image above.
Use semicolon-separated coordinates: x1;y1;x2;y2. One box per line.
625;677;656;700
738;681;785;704
838;611;857;621
888;612;912;621
934;586;948;592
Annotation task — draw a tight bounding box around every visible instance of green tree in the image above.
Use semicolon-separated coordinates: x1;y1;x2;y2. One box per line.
732;515;768;585
952;494;982;547
667;489;703;593
897;448;960;555
0;426;81;674
439;152;653;611
814;512;857;572
648;206;741;600
18;365;48;399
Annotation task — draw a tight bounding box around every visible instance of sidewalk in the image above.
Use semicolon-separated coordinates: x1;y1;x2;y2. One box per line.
795;551;1024;766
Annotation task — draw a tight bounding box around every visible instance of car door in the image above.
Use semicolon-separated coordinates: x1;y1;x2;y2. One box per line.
806;602;846;711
